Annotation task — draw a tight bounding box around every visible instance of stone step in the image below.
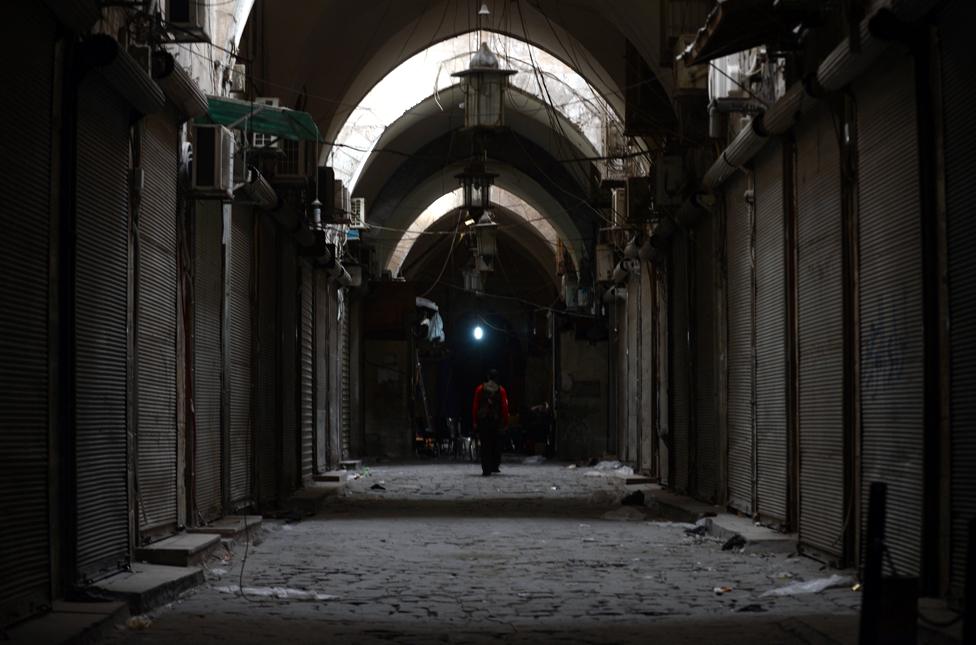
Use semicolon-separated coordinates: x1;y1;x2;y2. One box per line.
186;515;262;540
6;600;129;645
339;459;362;470
626;476;656;485
134;533;221;568
286;483;342;514
313;471;346;483
91;563;204;615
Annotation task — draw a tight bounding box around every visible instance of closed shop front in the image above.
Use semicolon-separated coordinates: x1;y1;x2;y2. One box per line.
855;53;924;577
614;294;628;459
193;202;223;522
255;217;278;504
340;292;351;459
279;237;299;492
0;1;56;624
938;0;976;599
135;109;180;537
639;263;656;475
626;277;640;465
656;265;670;486
74;73;132;583
300;263;315;481
795;104;846;561
725;172;754;515
694;215;720;504
229;206;253;507
670;229;691;494
753;142;789;524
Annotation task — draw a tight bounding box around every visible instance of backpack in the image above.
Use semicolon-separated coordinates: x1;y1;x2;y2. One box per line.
477;385;501;423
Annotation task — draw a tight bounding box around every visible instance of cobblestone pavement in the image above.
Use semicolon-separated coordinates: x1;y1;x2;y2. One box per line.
105;460;862;644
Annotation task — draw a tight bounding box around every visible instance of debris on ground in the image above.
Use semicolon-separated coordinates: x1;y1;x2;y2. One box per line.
370;483;386;491
522;455;545;464
550;485;559;491
684;519;709;536
214;585;338;601
760;574;855;597
621;490;645;506
737;603;766;613
127;615;153;630
713;586;733;595
588;458;599;467
593;460;623;470
722;534;747;551
566;464;577;469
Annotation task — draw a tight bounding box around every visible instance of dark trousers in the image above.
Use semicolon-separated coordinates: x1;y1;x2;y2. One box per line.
479;422;501;475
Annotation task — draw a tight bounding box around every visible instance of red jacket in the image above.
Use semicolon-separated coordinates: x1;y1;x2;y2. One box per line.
472;382;510;429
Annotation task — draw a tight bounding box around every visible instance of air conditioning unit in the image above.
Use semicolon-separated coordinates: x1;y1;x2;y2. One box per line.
611;187;627;228
164;0;210;41
274;139;315;183
333;179;350;221
350;197;366;228
191;124;234;199
251;97;280;150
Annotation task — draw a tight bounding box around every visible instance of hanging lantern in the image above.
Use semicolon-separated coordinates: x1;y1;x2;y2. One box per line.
455;160;498;216
473;211;498;272
452;41;517;129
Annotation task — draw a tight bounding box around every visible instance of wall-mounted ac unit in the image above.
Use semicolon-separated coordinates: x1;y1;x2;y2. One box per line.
164;0;210;42
350;197;366;228
333;179;350;221
251;97;280;150
274;139;315;183
191;124;234;199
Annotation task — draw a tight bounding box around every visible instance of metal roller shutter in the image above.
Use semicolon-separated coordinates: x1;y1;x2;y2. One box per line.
136;111;179;535
726;172;754;514
279;239;298;491
255;218;277;504
627;279;640;465
193;203;222;522
615;297;628;459
670;230;691;494
754;142;789;523
340;295;351;460
656;268;670;486
856;53;924;577
694;216;720;503
0;2;55;624
939;1;976;598
74;75;131;583
300;264;315;481
796;105;846;560
639;263;656;475
229;207;253;506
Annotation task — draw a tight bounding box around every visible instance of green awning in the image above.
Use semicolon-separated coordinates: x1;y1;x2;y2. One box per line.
196;96;322;142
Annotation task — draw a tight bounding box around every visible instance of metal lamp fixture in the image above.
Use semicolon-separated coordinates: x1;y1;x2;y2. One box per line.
473;211;498;272
452;41;517;129
455;160;498;216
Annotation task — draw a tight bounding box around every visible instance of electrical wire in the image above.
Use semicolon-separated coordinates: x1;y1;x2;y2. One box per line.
419;209;464;298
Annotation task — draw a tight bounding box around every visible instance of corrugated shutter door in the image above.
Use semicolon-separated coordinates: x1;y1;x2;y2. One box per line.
136;112;179;535
670;230;691;494
656;269;670;486
939;1;976;598
340;301;351;459
615;298;628;458
754;142;789;523
229;207;253;505
639;264;656;475
74;75;131;583
256;218;277;504
0;2;54;623
300;265;315;480
856;54;924;577
626;280;639;464
193;204;222;522
726;172;754;514
796;105;845;560
279;239;298;491
694;216;719;503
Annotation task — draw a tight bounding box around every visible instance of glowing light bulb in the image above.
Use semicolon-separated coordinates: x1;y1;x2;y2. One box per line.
473;325;484;341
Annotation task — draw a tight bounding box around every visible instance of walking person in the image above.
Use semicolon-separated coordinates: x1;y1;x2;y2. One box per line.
472;369;509;476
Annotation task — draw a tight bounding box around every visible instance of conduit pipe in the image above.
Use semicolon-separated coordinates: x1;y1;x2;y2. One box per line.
701;0;938;193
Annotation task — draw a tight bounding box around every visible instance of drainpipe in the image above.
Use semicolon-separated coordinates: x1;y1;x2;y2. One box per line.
702;0;940;194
